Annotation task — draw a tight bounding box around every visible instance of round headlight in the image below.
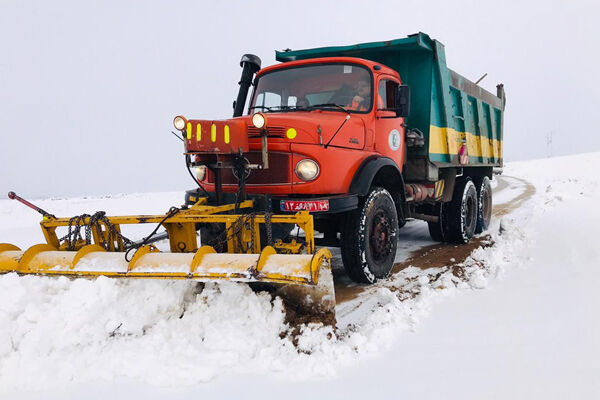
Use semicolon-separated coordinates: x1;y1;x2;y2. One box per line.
194;165;206;181
295;159;319;181
173;115;187;131
252;112;266;129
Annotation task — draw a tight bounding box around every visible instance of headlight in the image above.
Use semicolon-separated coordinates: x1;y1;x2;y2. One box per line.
295;159;319;181
194;165;206;181
252;112;266;129
173;115;187;131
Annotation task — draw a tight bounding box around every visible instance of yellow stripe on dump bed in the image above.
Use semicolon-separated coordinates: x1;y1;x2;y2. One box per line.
429;125;503;160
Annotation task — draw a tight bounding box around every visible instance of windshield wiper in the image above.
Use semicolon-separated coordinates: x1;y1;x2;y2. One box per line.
308;103;350;114
253;105;311;113
249;104;348;113
277;105;311;112
248;105;274;112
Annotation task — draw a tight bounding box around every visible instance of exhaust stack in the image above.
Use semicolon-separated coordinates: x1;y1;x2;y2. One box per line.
233;54;261;117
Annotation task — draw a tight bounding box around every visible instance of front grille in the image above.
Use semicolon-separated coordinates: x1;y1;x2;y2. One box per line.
207;151;290;185
248;125;286;138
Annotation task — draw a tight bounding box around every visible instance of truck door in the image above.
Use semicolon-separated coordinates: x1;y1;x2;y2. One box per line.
374;77;405;168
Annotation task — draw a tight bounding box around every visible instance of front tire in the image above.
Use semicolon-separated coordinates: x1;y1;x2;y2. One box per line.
340;187;399;283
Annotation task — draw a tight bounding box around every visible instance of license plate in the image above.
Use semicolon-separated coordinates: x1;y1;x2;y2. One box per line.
280;200;330;212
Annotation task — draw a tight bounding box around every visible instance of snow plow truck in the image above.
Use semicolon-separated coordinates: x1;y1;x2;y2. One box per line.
0;33;504;322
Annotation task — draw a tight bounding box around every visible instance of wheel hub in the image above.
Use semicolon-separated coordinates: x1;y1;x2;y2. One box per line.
370;211;393;262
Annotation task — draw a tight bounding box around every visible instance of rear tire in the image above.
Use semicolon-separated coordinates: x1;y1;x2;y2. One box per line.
427;203;446;242
474;176;493;233
340;187;399;284
445;177;478;244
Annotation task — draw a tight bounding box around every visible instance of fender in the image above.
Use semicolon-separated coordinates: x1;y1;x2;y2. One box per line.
349;156;406;202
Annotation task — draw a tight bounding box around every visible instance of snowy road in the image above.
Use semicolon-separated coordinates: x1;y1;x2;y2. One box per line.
333;174;535;305
1;154;599;399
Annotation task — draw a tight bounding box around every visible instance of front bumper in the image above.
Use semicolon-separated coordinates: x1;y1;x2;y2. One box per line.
184;189;357;215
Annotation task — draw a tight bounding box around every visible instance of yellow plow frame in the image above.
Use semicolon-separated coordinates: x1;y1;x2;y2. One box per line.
0;198;335;321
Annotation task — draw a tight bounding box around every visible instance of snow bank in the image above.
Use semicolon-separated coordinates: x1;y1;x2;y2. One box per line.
1;152;598;394
0;222;526;391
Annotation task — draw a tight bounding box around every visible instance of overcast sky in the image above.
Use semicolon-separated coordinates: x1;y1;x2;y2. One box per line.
1;0;598;198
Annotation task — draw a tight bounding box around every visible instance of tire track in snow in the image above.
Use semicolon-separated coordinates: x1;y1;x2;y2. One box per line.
493;175;536;217
334;175;536;305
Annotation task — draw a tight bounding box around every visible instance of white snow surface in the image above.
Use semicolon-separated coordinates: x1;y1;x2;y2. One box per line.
1;153;599;399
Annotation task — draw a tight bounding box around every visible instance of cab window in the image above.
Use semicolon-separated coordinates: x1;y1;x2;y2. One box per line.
250;63;373;113
254;92;282;109
377;79;399;111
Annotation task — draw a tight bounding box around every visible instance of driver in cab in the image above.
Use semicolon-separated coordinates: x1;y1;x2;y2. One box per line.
348;80;371;111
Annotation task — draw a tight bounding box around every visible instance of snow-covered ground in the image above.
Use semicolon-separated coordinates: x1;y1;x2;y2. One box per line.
1;153;599;399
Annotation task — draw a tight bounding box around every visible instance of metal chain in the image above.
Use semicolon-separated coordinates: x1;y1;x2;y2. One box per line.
59;208;276;255
205;212;267;253
249;213;256;251
60;214;89;250
59;211;137;251
265;212;273;246
58;207;180;255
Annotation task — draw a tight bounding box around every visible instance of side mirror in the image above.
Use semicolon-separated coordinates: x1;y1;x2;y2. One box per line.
395;85;410;118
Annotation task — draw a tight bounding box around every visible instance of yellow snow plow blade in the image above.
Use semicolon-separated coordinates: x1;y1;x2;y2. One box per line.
0;243;331;283
0;199;335;321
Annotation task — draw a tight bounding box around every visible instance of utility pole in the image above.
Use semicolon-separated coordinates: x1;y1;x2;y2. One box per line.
546;131;553;158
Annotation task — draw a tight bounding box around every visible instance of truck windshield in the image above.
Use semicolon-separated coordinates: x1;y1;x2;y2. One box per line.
249;63;372;113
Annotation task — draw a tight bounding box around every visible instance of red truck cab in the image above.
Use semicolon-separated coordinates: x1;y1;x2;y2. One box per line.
181;56;411;284
186;57;407;205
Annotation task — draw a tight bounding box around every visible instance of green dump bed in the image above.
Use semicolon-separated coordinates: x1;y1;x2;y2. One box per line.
276;32;505;172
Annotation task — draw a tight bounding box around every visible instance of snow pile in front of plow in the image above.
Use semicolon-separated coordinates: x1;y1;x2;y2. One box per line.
0;228;526;391
1;152;597;392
